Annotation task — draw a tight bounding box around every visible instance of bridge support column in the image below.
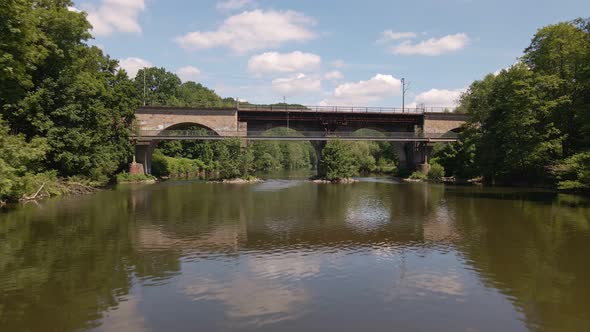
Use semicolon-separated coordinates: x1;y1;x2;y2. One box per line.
405;142;432;172
135;142;156;175
310;140;326;175
415;142;433;173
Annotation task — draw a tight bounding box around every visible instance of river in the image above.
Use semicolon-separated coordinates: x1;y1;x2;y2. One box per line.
1;177;589;331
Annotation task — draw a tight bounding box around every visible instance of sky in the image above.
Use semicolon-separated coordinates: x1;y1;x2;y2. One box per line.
70;0;590;107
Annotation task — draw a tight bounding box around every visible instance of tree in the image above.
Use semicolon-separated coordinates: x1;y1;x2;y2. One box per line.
134;67;181;106
0;115;50;201
522;19;590;156
320;140;358;180
349;141;377;173
452;63;564;184
174;82;226;108
1;1;138;183
550;152;590;191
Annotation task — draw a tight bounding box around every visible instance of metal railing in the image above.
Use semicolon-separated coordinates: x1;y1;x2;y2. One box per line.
134;130;459;141
237;104;455;114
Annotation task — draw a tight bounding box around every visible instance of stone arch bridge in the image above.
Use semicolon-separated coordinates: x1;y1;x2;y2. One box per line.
133;105;468;174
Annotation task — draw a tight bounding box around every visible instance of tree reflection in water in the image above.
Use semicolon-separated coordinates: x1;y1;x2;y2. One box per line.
0;180;588;331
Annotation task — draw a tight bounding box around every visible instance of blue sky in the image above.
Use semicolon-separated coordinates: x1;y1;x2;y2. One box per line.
71;0;590;107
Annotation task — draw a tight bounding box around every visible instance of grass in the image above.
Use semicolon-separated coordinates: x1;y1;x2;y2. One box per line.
116;172;156;183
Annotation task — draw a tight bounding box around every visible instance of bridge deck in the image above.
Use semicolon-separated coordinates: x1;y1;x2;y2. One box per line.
133;130;459;142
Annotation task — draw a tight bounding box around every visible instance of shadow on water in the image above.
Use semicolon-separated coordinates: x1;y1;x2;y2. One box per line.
446;185;590;208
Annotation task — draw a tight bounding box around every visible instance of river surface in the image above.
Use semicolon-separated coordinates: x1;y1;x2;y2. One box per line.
1;177;590;332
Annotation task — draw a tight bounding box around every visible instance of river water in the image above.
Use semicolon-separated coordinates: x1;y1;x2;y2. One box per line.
1;177;589;332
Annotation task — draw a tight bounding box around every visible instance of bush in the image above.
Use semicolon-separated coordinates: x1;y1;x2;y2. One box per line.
408;171;427;180
428;163;445;181
116;172;156;183
550;152;590;191
375;157;397;174
151;151;206;177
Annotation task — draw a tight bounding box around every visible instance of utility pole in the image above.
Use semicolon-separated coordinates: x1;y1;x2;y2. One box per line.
401;78;411;112
284;96;289;129
143;68;146;106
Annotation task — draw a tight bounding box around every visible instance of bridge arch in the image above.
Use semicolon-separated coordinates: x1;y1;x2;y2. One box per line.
250;126;319;171
135;107;240;135
159;122;221;137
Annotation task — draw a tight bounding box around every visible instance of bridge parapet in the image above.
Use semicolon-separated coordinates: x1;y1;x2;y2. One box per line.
238;104;451;114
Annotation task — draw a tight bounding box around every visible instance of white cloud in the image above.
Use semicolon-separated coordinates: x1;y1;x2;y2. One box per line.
272;73;321;96
216;0;256;11
176;66;201;82
248;51;321;75
320;74;401;105
323;70;343;81
175;10;316;53
67;6;81;13
118;57;152;78
83;0;146;37
380;30;417;41
390;33;469;56
409;88;466;108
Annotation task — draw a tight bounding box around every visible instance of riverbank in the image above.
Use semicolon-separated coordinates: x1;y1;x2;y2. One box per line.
1;178;101;208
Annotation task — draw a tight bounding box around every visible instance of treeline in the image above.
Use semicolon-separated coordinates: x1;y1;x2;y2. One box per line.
1;1;138;202
433;18;590;191
153;128;399;180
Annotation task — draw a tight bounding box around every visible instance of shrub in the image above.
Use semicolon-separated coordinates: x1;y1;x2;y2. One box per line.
550;152;590;191
428;163;445;181
375;157;397;174
116;172;156;183
408;171;427;180
151;150;205;177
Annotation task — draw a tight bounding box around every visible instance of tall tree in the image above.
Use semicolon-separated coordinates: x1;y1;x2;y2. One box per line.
0;1;138;182
134;67;181;106
523;19;590;155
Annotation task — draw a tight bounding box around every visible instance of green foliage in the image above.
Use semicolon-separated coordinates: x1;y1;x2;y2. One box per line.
0;1;137;185
408;171;427;180
432;129;478;179
0;115;53;201
250;128;314;171
550;152;590;191
320;140;358;180
134;67;181;106
375;157;397;174
349;141;378;173
115;172;156;183
427;163;445;181
152;151;206;178
134;67;233;108
445;18;590;186
216;139;244;179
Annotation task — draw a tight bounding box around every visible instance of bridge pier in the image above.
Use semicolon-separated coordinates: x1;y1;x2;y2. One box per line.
400;142;431;172
135;142;155;175
311;141;326;174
